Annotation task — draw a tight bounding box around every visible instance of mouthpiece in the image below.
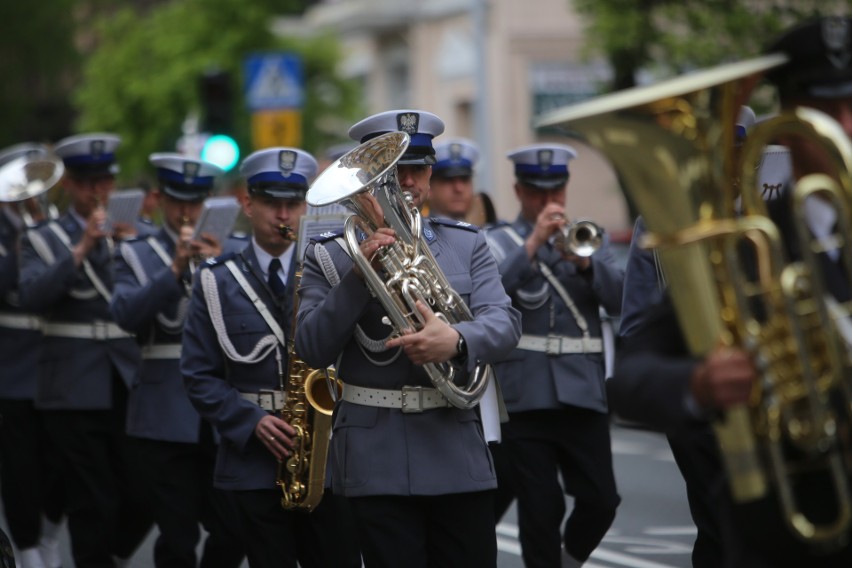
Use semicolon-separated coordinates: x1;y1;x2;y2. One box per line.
278;225;295;240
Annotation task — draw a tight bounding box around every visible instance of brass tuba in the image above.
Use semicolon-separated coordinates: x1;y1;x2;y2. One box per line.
306;132;491;409
536;53;852;545
277;267;342;511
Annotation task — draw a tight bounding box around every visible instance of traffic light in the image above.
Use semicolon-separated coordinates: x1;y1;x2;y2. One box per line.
199;69;240;171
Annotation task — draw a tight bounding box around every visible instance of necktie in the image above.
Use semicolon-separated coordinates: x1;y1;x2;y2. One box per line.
267;258;287;299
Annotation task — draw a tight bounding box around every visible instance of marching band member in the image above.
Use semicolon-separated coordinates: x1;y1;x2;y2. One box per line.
110;153;244;568
296;109;521;568
0;144;65;568
484;144;623;567
180;147;360;568
17;133;152;567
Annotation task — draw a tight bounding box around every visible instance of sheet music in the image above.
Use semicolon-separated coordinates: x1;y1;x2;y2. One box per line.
297;213;350;263
105;188;145;231
193;196;241;246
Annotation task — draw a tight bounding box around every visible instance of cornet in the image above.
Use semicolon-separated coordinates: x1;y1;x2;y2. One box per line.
0;145;63;226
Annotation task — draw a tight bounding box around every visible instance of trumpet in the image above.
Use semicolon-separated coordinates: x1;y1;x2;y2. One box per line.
0;146;63;227
553;219;604;257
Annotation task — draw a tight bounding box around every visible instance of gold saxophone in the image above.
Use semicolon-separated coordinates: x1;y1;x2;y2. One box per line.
276;267;341;511
537;54;852;545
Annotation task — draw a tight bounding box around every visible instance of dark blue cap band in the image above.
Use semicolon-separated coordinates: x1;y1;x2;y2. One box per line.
63;153;116;166
157;168;215;188
247;171;308;187
515;163;569;176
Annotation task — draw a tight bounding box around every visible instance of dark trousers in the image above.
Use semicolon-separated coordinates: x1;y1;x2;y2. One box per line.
219;487;360;568
0;399;64;549
132;423;244;568
43;377;153;567
489;441;516;523
348;491;496;568
503;408;620;567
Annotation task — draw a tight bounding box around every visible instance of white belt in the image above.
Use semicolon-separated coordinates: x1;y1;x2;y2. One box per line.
342;384;450;413
0;313;43;331
240;390;286;412
42;321;134;341
517;334;603;355
141;344;182;360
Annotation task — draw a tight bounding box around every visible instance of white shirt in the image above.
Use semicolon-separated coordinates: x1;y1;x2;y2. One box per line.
252;237;294;287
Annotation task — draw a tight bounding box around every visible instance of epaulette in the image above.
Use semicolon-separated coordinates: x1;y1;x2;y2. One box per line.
122;235;146;244
229;231;249;240
429;217;480;232
201;250;238;270
310;230;343;244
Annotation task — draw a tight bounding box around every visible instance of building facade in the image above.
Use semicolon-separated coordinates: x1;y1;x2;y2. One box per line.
276;0;630;231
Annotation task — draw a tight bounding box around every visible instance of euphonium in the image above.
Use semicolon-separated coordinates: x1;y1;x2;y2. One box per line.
277;267;341;511
537;54;852;544
306;132;491;409
553;219;604;257
0;147;63;226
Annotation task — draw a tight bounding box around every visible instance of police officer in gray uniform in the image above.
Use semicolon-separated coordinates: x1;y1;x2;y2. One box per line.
296;109;521;568
111;153;244;568
485;144;622;568
0;143;65;568
17;133;152;567
181;147;360;568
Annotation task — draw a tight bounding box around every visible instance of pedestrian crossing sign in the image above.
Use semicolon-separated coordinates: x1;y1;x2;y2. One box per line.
243;53;303;111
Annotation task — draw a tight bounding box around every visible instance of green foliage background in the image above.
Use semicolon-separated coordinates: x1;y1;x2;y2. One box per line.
73;0;362;183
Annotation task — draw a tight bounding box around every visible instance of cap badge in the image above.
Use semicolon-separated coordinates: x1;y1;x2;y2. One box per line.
449;143;462;161
278;150;297;177
397;113;419;135
90;140;105;157
537;149;554;171
822;17;851;69
183;162;200;184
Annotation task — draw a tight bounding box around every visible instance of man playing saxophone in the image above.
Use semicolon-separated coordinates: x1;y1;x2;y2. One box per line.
611;15;852;567
296;110;521;568
180;147;360;568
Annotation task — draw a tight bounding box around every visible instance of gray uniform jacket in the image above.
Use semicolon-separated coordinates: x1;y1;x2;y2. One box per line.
296;217;521;498
181;243;297;491
619;217;666;339
111;228;201;443
18;213;140;409
0;210;42;399
485;216;624;414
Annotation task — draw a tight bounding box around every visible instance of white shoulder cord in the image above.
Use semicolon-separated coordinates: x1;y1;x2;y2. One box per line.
503;226;591;337
47;222;110;302
120;239;188;333
315;242;401;366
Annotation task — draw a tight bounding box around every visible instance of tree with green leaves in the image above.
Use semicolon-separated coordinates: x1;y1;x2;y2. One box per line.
74;0;362;182
573;0;850;91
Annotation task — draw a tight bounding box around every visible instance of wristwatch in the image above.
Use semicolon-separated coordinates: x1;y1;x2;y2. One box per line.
456;333;467;357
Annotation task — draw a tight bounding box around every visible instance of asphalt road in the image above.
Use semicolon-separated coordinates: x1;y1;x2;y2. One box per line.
3;424;694;568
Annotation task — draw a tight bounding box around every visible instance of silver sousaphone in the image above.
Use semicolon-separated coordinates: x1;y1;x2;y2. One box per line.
307;131;491;409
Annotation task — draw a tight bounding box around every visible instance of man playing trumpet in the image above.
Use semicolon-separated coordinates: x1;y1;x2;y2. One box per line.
484;143;624;568
111;153;245;568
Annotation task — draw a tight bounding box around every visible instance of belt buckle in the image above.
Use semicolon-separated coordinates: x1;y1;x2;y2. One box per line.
545;335;561;356
401;386;424;413
93;321;109;341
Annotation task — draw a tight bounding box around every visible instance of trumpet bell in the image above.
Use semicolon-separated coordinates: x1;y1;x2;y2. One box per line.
0;155;64;204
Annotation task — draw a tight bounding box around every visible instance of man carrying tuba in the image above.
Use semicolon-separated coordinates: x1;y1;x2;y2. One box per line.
296;110;521;568
610;15;852;567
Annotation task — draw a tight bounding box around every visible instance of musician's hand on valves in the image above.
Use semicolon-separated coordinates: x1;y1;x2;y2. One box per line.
690;346;757;411
525;203;565;259
190;232;222;261
353;228;396;280
72;209;109;266
255;414;296;462
171;224;196;279
385;301;459;364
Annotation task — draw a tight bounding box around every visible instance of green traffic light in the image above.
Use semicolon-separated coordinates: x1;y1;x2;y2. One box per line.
202;134;240;171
